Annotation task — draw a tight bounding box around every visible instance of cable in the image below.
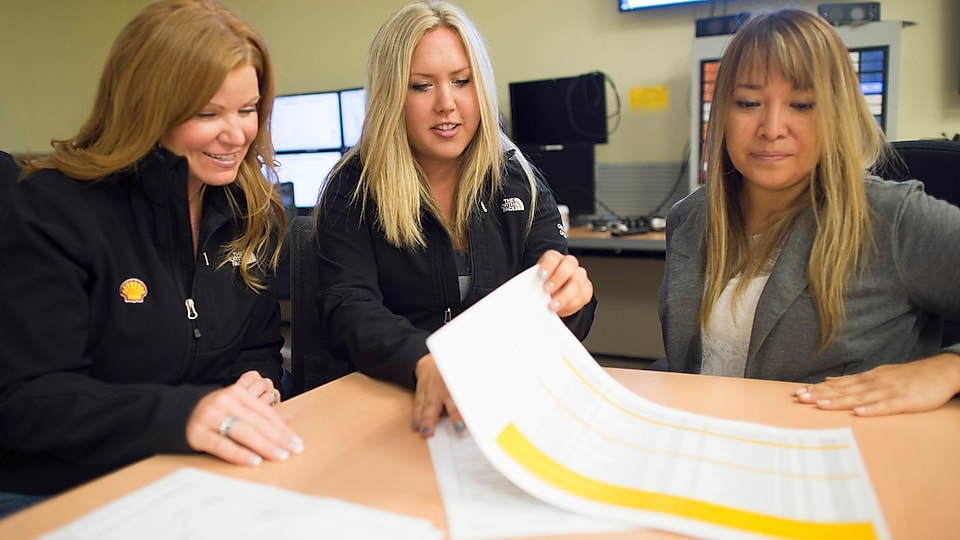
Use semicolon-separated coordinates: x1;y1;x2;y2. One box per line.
564;71;621;142
649;141;690;217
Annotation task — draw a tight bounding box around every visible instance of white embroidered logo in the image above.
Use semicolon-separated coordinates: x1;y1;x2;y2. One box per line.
228;252;258;267
501;197;524;212
557;223;566;238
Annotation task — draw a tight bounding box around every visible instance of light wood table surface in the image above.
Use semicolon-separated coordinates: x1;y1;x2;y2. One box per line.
2;369;958;539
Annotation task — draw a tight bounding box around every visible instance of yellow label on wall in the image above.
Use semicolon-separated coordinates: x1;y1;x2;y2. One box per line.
629;85;669;113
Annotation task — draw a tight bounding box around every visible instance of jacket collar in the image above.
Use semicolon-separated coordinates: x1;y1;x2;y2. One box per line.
132;147;236;218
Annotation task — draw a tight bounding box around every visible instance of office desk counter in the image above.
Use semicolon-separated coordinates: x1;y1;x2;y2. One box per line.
566;225;666;254
566;225;667;359
3;370;958;540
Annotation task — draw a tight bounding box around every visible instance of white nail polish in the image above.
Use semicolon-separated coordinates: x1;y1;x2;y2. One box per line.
290;436;305;454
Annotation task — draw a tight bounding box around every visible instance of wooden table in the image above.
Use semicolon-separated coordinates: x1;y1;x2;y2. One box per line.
2;369;958;539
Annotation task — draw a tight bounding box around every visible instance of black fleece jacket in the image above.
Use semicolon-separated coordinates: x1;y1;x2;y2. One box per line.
314;153;596;391
0;149;283;495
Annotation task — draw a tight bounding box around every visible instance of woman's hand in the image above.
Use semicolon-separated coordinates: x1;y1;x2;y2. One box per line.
536;250;594;317
795;353;960;416
186;370;304;465
412;354;463;439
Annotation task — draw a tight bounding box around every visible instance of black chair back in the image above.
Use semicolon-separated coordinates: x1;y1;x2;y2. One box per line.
1;151;21;211
289;215;355;394
876;139;960;206
875;139;960;347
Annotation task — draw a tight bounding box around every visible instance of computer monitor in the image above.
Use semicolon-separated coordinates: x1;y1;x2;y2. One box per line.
619;0;710;11
273;151;342;209
519;143;596;221
509;72;608;145
850;47;888;129
272;92;342;152
688;20;901;192
339;87;366;149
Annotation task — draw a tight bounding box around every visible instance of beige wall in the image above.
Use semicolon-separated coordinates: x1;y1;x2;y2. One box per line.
3;0;959;162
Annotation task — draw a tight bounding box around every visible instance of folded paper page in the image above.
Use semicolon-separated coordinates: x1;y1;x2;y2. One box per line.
426;266;889;540
428;418;637;540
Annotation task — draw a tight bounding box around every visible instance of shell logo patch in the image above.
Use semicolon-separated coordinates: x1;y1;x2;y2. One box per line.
119;278;148;304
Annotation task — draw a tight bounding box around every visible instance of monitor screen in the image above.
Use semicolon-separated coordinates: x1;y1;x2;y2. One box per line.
272;92;342;152
339;87;366;149
850;47;888;129
520;143;596;219
509;72;608;145
273;151;342;208
620;0;710;11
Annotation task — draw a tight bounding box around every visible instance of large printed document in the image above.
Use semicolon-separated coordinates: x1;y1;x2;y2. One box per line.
41;468;443;540
426;266;889;540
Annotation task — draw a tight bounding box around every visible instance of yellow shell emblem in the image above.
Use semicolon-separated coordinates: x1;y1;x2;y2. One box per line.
119;278;148;304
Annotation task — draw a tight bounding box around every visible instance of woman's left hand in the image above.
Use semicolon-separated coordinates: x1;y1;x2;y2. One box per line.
235;369;282;407
536;250;593;317
795;353;960;416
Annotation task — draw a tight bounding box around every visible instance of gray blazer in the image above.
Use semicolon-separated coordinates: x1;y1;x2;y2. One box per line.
659;177;960;384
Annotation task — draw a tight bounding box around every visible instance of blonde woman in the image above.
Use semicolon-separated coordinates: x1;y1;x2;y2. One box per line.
660;8;960;416
314;0;595;438
0;0;302;516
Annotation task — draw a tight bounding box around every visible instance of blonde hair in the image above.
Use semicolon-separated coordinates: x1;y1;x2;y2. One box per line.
27;0;283;290
322;0;536;249
700;8;886;349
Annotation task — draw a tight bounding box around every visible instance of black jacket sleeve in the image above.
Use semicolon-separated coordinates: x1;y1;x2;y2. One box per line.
313;163;431;389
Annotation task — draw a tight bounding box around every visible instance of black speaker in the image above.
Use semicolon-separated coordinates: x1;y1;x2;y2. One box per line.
695;11;751;38
818;2;880;26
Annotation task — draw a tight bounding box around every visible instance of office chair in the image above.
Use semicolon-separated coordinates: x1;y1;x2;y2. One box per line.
875;139;960;206
0;150;21;211
289;216;355;395
874;138;960;347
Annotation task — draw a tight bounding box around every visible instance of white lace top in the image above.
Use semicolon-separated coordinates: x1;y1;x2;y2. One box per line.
701;243;781;378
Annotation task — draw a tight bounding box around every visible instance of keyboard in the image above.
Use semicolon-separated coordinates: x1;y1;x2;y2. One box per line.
609;216;651;236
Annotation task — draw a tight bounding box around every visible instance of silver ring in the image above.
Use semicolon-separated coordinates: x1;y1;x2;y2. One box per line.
218;416;236;438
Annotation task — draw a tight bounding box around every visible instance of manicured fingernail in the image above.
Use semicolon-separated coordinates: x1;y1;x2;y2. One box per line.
412;420;420;429
545;281;555;291
817;399;830;406
420;425;430;434
249;455;263;466
454;421;465;433
795;387;807;395
551;300;561;310
275;449;290;461
538;269;548;280
289;436;304;454
854;406;867;415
